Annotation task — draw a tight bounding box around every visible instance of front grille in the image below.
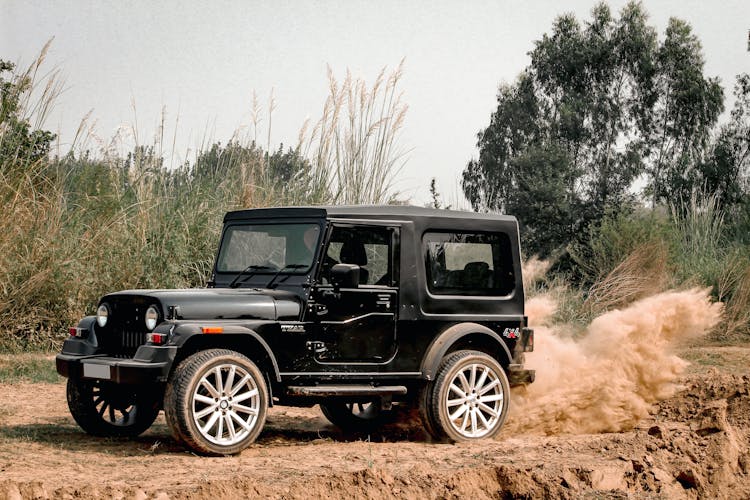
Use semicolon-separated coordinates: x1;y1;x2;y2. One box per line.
122;330;148;352
99;327;148;358
97;297;157;358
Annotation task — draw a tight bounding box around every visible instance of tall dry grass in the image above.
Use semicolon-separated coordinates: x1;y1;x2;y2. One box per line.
0;42;68;350
567;193;750;340
299;62;408;204
670;192;750;339
718;258;750;339
0;48;408;351
583;239;671;316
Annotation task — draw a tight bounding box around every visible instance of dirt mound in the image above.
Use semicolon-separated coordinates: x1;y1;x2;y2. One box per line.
657;370;750;427
0;464;657;499
644;372;750;498
2;374;748;499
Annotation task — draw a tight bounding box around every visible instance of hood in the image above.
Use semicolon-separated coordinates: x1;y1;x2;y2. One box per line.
101;288;301;321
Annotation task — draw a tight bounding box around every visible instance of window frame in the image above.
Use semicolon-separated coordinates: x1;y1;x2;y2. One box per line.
317;222;399;288
422;230;516;298
214;221;324;275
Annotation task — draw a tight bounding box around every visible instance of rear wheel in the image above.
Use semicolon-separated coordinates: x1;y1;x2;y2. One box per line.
66;378;160;437
422;350;510;441
164;349;268;455
320;400;393;432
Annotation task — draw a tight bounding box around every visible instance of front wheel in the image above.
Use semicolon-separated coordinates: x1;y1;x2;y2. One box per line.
164;349;268;455
66;378;160;437
422;350;510;441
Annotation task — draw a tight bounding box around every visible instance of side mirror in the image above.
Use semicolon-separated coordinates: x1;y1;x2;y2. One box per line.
330;263;360;289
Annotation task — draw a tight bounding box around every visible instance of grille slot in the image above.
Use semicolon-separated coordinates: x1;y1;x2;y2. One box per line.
99;327;147;358
97;298;157;358
122;330;148;350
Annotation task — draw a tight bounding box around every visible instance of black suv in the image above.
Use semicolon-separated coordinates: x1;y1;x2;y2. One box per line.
57;206;534;455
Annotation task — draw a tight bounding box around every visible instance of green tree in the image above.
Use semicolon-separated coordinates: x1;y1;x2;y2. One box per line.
267;144;310;184
709;74;749;208
0;60;56;168
462;73;541;214
648;19;724;204
190;140;263;184
700;73;750;242
510;144;580;252
462;2;723;256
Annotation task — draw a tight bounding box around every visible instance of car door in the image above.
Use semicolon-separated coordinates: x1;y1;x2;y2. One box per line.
306;223;399;364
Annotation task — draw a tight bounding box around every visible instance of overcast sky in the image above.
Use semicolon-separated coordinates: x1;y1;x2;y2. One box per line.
2;0;749;205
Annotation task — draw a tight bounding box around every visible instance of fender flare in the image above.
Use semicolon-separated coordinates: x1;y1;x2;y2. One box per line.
77;316;99;345
420;322;512;381
77;316;98;330
172;324;281;382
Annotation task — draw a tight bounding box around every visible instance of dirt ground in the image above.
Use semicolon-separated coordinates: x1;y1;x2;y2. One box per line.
0;346;748;499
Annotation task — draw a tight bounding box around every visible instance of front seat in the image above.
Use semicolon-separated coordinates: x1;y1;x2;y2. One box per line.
339;240;369;285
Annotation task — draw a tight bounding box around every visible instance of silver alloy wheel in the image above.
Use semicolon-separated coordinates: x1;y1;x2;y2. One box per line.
67;378;159;437
191;363;261;446
346;402;378;419
444;362;504;438
91;382;138;426
319;399;393;432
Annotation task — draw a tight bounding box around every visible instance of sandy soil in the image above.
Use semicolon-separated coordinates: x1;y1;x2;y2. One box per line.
0;347;748;499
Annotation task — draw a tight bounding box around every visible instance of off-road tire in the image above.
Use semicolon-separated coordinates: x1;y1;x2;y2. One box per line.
320;400;394;433
66;378;160;437
164;349;268;455
422;350;510;442
419;383;442;440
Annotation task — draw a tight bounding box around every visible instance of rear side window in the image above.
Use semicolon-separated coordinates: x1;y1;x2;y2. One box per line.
424;232;515;296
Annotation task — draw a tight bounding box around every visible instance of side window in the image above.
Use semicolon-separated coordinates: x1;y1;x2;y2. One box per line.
424;232;515;296
321;226;394;286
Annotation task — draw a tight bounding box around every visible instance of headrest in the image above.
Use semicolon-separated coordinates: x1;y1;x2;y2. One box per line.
340;240;368;266
463;261;490;274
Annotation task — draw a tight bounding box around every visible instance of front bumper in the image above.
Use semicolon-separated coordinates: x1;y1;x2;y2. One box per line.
56;346;177;384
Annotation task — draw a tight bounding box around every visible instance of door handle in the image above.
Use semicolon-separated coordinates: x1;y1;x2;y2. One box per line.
306;341;327;354
376;294;392;310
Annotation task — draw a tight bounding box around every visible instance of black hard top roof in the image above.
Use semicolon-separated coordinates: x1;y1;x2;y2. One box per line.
223;205;517;223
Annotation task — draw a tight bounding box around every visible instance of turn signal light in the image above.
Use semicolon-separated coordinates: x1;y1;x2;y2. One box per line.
147;332;167;345
522;327;534;352
69;327;87;338
201;326;224;334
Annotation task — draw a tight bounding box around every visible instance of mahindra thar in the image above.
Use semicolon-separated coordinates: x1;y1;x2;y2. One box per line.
57;206;534;455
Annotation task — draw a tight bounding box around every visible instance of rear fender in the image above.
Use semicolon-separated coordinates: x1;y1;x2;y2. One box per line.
420;322;512;381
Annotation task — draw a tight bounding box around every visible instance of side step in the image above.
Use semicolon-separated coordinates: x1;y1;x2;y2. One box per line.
286;385;407;397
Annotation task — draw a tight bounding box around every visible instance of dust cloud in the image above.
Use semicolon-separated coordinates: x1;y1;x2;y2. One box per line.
508;288;723;435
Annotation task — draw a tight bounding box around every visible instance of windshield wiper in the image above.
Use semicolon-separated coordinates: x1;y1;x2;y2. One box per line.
228;264;273;289
264;264;308;289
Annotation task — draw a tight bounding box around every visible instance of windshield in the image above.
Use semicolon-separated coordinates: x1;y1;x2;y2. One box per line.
216;222;322;273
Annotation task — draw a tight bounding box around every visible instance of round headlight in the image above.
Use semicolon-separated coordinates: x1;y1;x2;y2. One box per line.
145;305;159;331
96;304;109;328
